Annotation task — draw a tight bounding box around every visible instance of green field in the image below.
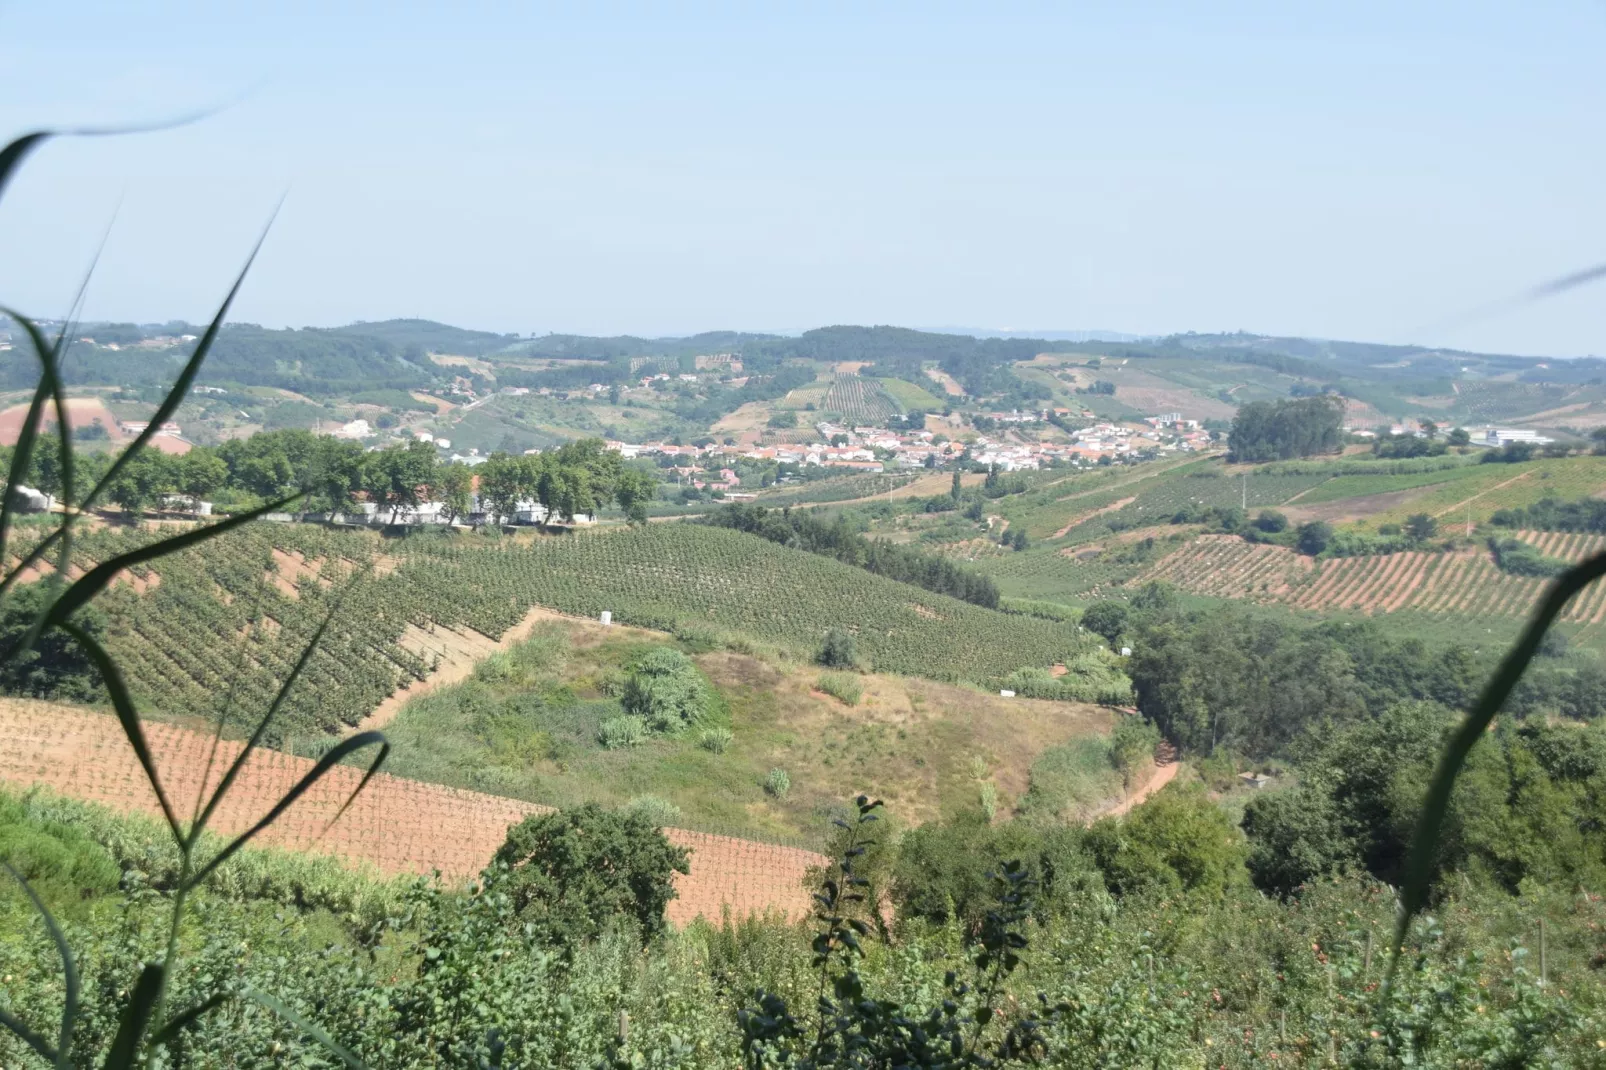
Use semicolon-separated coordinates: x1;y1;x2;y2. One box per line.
875;376;945;410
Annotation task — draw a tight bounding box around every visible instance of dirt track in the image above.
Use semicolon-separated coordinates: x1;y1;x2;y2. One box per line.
0;699;825;926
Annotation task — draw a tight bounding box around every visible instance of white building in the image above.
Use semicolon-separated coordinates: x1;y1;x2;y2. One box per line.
1484;428;1552;446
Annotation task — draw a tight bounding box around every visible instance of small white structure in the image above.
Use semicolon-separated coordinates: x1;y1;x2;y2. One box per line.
1238;772;1272;790
1119;646;1132;657
9;485;52;513
600;611;612;627
999;689;1016;698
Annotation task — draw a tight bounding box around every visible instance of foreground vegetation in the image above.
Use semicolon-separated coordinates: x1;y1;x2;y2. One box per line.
2;776;1601;1067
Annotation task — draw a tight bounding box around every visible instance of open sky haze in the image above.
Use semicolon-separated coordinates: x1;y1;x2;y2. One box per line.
2;1;1603;355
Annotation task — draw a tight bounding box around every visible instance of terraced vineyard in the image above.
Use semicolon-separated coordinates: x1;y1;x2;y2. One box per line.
397;524;1100;682
1137;530;1606;624
21;521;1103;737
8;524;426;737
823;374;900;424
1143;535;1313;601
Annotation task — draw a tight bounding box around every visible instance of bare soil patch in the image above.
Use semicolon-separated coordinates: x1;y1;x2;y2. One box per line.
0;396;123;447
1282;487;1431;525
0;698;824;925
925;368;965;396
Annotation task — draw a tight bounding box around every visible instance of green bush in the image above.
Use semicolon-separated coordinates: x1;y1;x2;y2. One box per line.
1020;737;1122;820
698;726;734;754
815;670;862;706
598;715;649;749
763;768;791;798
624;794;683;827
490;803;690;948
1110;715;1162;789
621;647;709;732
1084;783;1247;898
817;627;857;668
0;582;107;701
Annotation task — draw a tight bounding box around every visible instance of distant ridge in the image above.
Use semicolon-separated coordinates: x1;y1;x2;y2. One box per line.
925;326;1149;344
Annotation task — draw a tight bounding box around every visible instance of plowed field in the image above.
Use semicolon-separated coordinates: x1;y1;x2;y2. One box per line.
0;700;824;926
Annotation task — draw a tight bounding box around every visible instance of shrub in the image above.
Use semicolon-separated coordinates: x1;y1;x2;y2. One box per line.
816;670;862;706
621;647;708;732
1489;536;1567;578
1297;520;1333;555
1110;715;1162;789
598;715;649;749
1020;737;1122;820
891;809;1100;929
0;582;107;701
1404;512;1438;541
764;768;791;798
817;628;857;668
1078;600;1128;643
1254;509;1288;533
1084;784;1248;898
698;726;734;753
490;803;691;948
625;794;682;827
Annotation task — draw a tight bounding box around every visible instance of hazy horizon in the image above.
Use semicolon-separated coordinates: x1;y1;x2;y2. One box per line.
3;2;1604;357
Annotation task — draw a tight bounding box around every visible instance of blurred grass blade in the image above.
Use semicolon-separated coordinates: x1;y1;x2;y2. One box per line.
60;621;183;843
2;859;79;1067
88;203;282;510
0;1005;55;1064
149;992;228;1046
101;962;163;1070
242;988;364;1069
189;732;388;888
0;132;51;202
194;599;341;836
0;114;216;206
1389;548;1606;987
41;492;302;633
0;310;64;584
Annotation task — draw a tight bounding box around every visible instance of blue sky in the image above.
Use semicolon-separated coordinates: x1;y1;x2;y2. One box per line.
1;2;1603;355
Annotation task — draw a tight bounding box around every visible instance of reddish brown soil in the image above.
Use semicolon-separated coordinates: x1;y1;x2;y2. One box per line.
0;699;825;926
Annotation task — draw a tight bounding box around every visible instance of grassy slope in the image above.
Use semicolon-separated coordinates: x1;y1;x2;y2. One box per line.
375;617;1116;842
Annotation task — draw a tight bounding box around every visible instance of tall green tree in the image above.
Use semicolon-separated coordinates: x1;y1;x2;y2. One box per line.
489;804;690;949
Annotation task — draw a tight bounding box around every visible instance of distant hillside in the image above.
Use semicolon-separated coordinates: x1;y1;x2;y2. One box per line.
327;318;520;357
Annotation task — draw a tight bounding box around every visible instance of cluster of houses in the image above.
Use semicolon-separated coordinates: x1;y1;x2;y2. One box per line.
601;409;1217;478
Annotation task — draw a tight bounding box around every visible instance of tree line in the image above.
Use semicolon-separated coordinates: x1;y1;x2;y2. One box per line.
702;502;1002;608
8;429;654;525
1226;394;1345;462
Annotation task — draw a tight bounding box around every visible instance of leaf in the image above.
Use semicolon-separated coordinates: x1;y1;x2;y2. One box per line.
58;622;183;843
0;132;51;203
86;204;281;511
1;859;79;1067
188;732;389;887
0;1006;55;1064
1390;548;1606;986
42;492;303;632
243;987;365;1069
0;310;63;584
193;596;344;836
150;992;229;1046
101;961;163;1070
